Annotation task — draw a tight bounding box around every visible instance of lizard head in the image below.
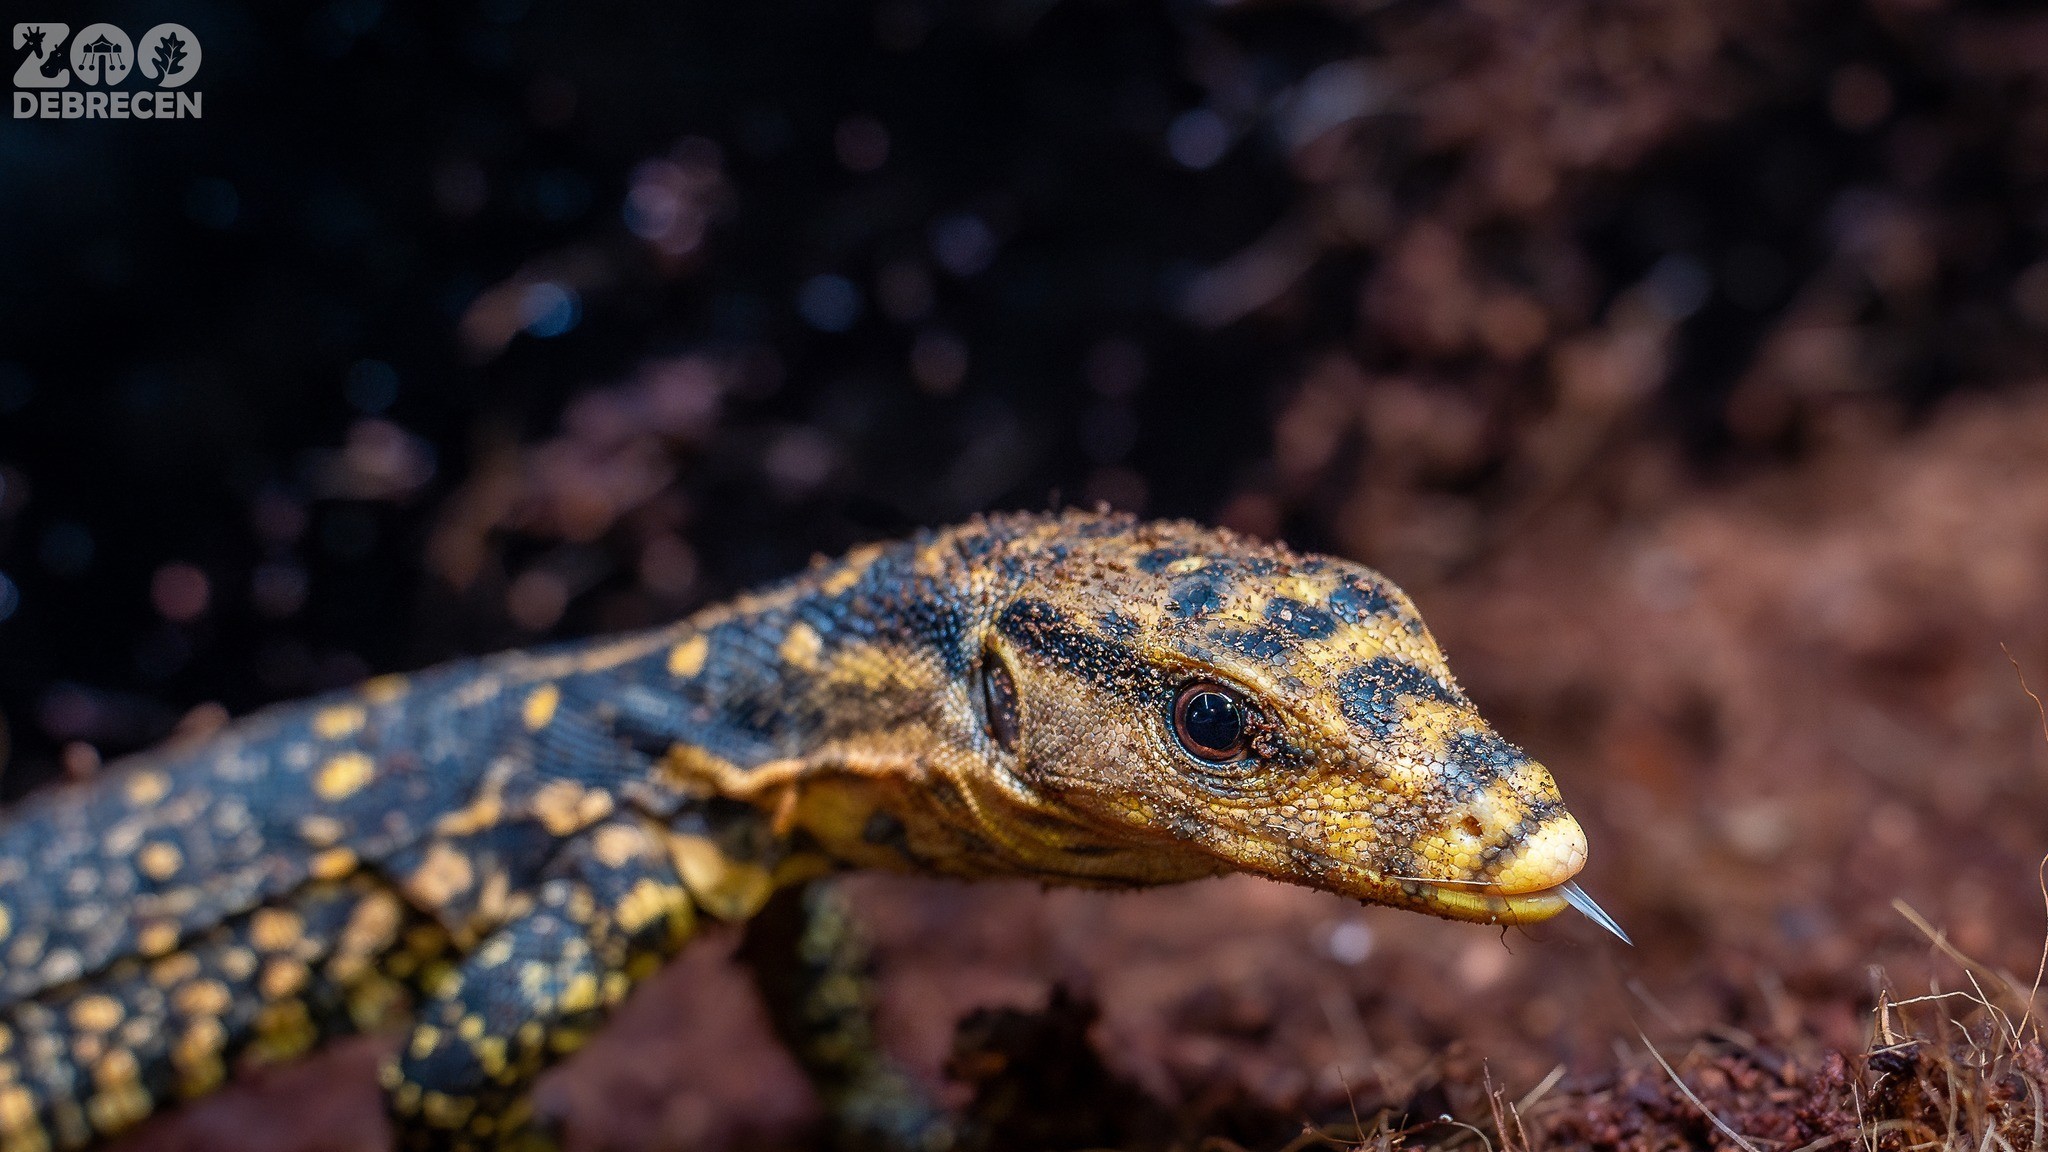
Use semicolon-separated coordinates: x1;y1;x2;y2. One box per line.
921;512;1604;931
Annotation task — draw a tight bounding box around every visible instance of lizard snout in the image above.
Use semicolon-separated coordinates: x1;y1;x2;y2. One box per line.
1485;812;1588;895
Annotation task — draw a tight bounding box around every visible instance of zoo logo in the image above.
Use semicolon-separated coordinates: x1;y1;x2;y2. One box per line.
12;22;204;119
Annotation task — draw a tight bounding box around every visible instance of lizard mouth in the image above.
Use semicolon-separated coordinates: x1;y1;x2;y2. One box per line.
1390;878;1631;943
1378;815;1630;941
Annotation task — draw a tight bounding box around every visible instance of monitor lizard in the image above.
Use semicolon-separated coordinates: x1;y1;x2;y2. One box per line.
0;510;1619;1151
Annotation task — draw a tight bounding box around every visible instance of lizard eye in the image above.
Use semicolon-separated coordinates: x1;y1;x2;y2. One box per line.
1173;682;1251;763
981;650;1020;752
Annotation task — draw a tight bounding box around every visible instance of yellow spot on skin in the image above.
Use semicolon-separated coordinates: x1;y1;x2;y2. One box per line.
150;952;200;987
218;947;258;981
334;890;405;973
517;962;550;1005
69;996;124;1033
521;684;560;731
819;545;881;595
343;974;408;1032
409;1026;442;1060
250;999;317;1062
309;847;359;880
72;1032;105;1067
392;1081;422;1115
667;634;708;678
102;821;144;859
173;979;232;1018
135;922;178;958
405;844;475;908
613;876;687;937
0;904;10;945
87;1082;153;1137
474;871;512;928
778;622;823;671
115;1018;152;1051
666;834;774;921
435;785;505;836
424;964;462;1000
531;781;610;836
590;823;644;869
172;1022;227;1097
259;958;309;1000
298;815;346;846
362;674;407;704
578;788;615;826
92;1049;139;1088
473;1035;507;1079
0;1085;33;1134
136;842;183;882
311;705;366;740
421;1091;474;1130
559;972;599;1014
314;752;375;801
123;771;171;808
249;908;303;953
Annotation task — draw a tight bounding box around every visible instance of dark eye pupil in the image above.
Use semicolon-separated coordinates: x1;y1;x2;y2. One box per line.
1176;686;1246;761
981;653;1020;752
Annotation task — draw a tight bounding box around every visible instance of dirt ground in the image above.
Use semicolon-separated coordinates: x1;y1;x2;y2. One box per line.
7;0;2045;1146
102;386;2048;1152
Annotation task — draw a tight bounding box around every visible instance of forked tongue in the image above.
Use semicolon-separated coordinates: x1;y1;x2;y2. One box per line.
1561;881;1632;945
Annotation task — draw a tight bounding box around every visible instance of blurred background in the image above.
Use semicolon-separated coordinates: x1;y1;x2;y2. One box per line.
3;0;2048;1148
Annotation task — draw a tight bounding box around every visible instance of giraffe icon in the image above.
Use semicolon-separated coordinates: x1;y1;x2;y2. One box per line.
12;23;71;87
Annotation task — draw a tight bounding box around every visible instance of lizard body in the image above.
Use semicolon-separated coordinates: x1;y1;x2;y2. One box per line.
0;511;1595;1150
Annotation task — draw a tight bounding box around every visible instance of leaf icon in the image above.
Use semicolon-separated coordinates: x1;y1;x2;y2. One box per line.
151;32;186;80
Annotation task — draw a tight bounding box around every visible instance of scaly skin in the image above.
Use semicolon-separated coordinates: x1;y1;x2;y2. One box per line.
0;511;1590;1150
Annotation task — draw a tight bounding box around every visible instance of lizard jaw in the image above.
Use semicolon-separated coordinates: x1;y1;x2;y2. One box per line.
1386;877;1570;925
1369;812;1631;941
1383;879;1630;943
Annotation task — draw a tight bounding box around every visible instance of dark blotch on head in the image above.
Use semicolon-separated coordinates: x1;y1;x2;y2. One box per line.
1136;547;1190;574
1265;597;1336;640
1168;576;1223;619
998;599;1156;696
1329;579;1415;632
1098;610;1140;640
1446;728;1527;778
891;590;975;679
1211;626;1291;664
1441;728;1531;800
798;548;976;679
1337;657;1460;737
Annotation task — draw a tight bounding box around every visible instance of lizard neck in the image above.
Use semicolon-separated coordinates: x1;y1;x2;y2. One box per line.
611;532;1006;863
